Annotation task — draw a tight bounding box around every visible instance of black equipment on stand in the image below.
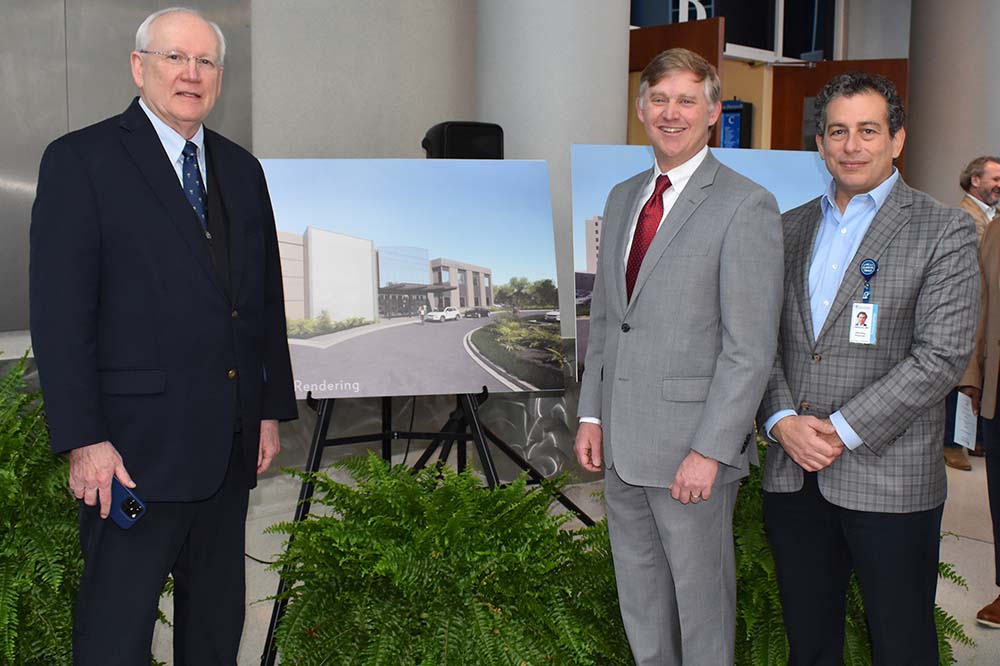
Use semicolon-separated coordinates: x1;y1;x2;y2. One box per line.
260;388;593;666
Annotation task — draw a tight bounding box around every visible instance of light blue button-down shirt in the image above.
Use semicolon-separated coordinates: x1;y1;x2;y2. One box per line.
765;169;899;451
138;97;208;189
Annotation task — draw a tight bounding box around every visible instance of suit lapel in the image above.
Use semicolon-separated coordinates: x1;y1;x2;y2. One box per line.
625;154;716;313
612;171;649;312
118;99;228;301
815;180;913;345
787;202;822;347
205;132;245;304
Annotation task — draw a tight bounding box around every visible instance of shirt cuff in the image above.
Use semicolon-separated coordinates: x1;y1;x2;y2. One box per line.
830;411;863;450
579;417;601;425
764;410;797;441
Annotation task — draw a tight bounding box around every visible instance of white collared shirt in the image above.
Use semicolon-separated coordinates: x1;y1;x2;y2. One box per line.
966;193;996;220
622;145;709;263
138;97;208;189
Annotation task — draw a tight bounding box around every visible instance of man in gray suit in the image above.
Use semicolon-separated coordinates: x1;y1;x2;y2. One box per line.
574;48;783;665
759;72;980;665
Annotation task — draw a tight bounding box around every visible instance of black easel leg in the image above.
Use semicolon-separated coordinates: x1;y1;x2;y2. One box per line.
460;393;500;488
260;398;334;666
381;396;392;461
483;425;595;527
412;404;466;471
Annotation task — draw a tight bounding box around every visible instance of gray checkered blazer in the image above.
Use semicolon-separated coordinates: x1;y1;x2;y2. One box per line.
757;179;980;513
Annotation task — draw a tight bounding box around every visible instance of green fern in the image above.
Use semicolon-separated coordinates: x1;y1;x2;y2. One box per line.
0;357;80;665
269;454;633;665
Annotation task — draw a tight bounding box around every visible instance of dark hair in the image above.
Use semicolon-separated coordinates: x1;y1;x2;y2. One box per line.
813;72;905;137
638;48;721;106
960;155;1000;192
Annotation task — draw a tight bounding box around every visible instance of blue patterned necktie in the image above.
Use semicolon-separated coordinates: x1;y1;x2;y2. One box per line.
182;141;208;232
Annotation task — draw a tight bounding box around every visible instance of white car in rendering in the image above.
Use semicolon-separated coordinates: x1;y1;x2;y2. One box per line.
544;310;561;323
425;306;461;322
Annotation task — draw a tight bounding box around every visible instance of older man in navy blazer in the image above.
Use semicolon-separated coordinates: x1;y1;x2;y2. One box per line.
29;8;296;664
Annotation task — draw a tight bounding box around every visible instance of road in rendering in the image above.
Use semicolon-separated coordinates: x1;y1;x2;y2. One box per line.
288;316;511;398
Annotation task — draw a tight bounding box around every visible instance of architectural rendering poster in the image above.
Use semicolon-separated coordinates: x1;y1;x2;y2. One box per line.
571;145;830;372
262;159;566;399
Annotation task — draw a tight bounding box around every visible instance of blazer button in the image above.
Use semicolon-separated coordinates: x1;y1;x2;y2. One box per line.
621;323;631;332
799;400;811;412
231;309;240;319
227;369;237;379
812;353;822;363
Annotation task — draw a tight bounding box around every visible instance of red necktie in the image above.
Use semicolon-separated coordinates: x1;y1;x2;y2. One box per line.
625;174;671;301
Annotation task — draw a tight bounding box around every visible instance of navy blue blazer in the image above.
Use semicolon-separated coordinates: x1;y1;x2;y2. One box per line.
30;98;297;501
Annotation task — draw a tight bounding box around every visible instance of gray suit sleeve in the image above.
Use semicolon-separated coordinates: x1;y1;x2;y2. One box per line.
839;210;980;454
691;187;784;465
577;191;615;420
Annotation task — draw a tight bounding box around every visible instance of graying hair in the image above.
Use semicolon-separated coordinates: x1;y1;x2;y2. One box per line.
813;72;905;137
135;7;226;65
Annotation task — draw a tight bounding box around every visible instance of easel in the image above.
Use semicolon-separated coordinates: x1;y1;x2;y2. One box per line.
260;389;594;666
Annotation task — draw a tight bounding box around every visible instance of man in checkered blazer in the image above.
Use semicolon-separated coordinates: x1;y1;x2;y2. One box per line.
757;72;980;664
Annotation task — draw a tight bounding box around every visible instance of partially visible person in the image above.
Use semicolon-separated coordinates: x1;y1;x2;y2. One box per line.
29;7;296;664
960;155;1000;241
759;72;979;665
958;201;1000;627
945;156;1000;469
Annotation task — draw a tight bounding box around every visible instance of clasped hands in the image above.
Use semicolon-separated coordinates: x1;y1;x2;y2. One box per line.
770;415;845;472
573;421;719;505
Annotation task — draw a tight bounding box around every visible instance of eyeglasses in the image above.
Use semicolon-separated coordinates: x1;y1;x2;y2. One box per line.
138;50;220;72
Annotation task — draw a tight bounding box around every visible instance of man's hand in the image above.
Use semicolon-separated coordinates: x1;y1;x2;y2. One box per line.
771;415;844;472
669;450;719;504
959;386;982;415
574;422;603;472
257;419;281;474
68;441;135;519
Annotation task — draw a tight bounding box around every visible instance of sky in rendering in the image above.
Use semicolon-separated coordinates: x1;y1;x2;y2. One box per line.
262;159;556;286
571;145;830;271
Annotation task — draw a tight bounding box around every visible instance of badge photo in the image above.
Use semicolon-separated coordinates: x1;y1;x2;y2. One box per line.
850;302;877;345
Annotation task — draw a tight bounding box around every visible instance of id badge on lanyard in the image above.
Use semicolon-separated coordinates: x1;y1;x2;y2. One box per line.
850;258;878;345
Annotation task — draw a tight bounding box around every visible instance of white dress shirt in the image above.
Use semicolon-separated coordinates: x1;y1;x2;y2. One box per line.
138;97;208;189
966;192;996;220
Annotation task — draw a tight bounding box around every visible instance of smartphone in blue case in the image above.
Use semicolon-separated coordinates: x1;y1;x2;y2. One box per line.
110;477;146;529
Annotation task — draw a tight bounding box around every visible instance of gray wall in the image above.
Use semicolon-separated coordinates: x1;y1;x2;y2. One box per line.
0;0;251;332
906;0;1000;203
251;0;476;158
1;1;67;333
844;0;911;59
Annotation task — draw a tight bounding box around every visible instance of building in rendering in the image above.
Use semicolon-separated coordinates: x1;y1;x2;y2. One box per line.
585;215;602;273
277;228;491;324
430;258;493;310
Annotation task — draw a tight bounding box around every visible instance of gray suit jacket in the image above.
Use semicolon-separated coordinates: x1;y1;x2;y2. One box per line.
578;152;784;488
758;179;980;513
